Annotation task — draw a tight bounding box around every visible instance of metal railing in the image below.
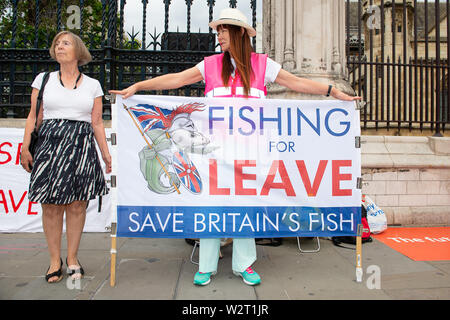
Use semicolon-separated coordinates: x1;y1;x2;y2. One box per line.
1;0;448;136
346;0;449;135
0;0;258;120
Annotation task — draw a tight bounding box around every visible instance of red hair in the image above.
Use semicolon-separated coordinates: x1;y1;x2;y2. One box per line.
218;24;254;97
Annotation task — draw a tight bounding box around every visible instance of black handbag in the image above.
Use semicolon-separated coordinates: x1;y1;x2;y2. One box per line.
29;72;50;157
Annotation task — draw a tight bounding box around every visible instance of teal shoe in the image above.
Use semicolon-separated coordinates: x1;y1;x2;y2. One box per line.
233;267;261;286
193;271;216;286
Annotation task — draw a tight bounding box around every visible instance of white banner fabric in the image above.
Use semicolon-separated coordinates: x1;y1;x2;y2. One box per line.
115;95;361;238
0;128;111;232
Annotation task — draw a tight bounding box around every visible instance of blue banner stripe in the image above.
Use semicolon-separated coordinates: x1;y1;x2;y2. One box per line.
117;206;361;238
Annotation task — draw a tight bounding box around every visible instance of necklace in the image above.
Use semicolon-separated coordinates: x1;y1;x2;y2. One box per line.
59;71;82;89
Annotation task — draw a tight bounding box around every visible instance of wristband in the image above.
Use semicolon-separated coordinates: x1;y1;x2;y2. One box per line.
326;85;333;97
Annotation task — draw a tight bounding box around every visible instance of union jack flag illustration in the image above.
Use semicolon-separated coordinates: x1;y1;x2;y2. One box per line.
129;103;205;132
172;151;202;194
129;104;173;132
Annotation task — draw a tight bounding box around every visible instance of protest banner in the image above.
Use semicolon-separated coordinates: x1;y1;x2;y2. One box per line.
113;95;361;240
0;128;111;232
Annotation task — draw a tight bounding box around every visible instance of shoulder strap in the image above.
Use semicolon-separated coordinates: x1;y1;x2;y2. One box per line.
35;72;51;126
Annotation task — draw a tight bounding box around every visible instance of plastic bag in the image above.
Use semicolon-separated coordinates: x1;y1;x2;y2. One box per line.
362;195;387;234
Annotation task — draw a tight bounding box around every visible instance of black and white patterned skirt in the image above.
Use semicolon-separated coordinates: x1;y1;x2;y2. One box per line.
29;119;109;204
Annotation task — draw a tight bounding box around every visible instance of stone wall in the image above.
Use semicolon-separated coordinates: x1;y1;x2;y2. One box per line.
361;136;450;226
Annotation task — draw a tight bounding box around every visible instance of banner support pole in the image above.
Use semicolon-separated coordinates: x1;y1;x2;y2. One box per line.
356;223;363;282
110;223;117;287
109;93;118;287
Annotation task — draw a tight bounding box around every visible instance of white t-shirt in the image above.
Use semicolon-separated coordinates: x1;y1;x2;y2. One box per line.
31;71;104;123
196;56;281;85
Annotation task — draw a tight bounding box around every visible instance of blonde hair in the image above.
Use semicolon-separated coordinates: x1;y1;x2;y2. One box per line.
49;31;92;66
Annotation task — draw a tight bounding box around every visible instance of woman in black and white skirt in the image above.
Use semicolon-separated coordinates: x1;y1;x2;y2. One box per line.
21;31;111;283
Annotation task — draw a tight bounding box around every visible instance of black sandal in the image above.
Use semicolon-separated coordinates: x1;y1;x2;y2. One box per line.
66;258;85;279
45;258;63;283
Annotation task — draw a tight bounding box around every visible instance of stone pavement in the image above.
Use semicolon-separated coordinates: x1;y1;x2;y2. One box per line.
0;231;449;300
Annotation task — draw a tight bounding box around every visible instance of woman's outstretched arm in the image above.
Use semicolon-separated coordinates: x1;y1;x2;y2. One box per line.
274;69;361;101
109;66;203;99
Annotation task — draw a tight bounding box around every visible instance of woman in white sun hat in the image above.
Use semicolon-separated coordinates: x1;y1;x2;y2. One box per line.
110;8;361;286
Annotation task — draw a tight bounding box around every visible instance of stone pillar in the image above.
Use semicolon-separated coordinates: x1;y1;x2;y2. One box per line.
263;0;355;99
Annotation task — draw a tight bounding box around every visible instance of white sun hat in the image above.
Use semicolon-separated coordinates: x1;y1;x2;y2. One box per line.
208;8;256;37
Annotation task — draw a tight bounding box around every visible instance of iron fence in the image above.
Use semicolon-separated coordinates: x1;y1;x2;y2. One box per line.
0;0;258;119
346;0;449;135
0;0;448;136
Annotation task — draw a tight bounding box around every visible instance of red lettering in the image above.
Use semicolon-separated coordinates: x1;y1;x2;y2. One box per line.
0;142;13;165
261;160;296;196
209;159;230;195
0;190;9;213
9;190;27;212
234;160;257;196
296;160;328;197
0;190;38;214
27;201;38;215
332;160;352;196
16;143;22;165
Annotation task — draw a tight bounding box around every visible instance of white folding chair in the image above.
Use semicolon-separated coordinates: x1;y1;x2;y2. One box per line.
190;240;200;265
297;237;321;253
189;238;230;265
